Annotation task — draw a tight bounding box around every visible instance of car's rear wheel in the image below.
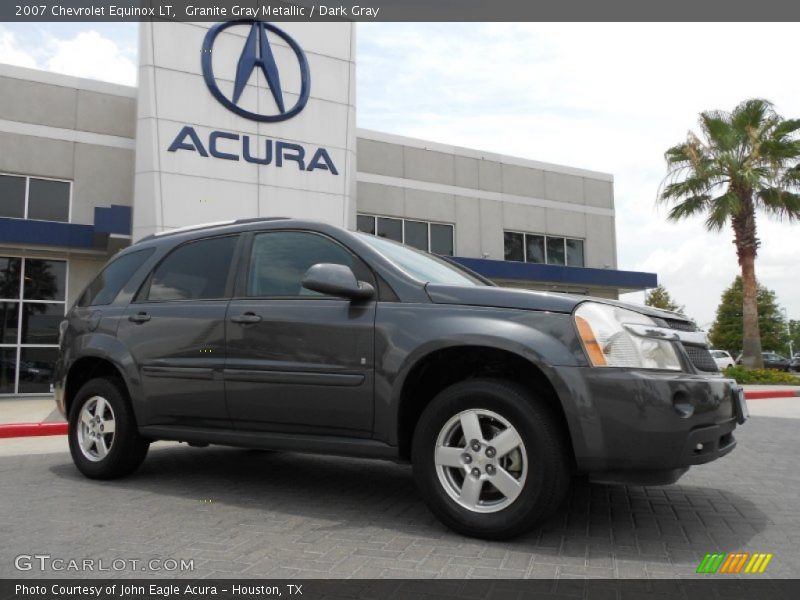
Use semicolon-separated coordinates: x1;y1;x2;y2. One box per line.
68;377;149;479
412;378;570;540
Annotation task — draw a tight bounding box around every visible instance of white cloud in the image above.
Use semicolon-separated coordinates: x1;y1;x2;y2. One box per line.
0;31;37;68
0;27;135;86
44;31;136;86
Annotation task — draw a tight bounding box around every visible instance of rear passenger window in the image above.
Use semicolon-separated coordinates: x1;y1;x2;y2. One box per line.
80;248;154;307
144;236;237;302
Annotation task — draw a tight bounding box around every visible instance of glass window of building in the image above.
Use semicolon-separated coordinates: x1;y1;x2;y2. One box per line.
357;214;455;256
0;174;71;223
566;238;585;267
0;175;26;219
0;256;67;395
504;231;585;267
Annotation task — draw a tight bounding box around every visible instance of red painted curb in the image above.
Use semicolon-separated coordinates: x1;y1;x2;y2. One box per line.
0;422;68;439
744;390;800;400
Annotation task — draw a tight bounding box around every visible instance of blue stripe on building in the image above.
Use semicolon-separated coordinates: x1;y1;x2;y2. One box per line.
451;256;657;290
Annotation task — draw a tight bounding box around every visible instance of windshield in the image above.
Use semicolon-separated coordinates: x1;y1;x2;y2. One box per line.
357;233;484;287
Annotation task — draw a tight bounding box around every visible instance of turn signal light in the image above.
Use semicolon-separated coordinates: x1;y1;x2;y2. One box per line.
575;315;607;366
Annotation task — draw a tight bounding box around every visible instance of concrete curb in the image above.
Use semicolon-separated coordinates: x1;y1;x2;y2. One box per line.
0;422;68;439
745;389;800;400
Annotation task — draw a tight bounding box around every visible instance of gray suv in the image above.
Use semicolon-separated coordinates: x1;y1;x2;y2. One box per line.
55;218;747;539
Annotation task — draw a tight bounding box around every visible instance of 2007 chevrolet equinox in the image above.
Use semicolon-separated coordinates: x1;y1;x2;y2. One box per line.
55;218;747;539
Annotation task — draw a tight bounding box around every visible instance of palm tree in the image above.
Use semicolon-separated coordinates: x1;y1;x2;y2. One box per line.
659;99;800;368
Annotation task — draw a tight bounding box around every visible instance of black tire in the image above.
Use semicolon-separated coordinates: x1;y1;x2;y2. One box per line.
68;377;149;480
412;378;570;540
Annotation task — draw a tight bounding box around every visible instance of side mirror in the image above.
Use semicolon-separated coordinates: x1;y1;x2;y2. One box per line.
301;263;375;301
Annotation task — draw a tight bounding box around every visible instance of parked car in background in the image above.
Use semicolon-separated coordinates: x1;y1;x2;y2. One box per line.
736;352;791;371
710;350;735;370
790;353;800;373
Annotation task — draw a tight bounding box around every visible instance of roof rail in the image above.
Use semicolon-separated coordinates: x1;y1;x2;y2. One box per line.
136;217;291;243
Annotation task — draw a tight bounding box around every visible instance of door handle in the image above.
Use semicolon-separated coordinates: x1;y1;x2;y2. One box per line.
128;312;151;323
231;312;262;324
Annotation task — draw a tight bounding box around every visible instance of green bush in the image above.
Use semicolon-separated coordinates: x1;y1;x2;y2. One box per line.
723;365;800;385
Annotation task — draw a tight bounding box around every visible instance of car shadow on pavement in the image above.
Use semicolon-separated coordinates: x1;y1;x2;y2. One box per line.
47;443;768;567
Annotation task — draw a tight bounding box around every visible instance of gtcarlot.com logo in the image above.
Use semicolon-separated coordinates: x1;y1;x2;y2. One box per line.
14;554;194;572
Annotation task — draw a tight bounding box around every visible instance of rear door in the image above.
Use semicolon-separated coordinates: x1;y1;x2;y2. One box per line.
116;234;240;428
224;230;376;436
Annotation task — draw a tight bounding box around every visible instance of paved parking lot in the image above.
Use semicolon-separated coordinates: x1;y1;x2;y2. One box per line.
0;415;798;579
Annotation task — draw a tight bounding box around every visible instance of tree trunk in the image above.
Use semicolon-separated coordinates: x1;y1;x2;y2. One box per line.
739;251;763;368
731;190;763;369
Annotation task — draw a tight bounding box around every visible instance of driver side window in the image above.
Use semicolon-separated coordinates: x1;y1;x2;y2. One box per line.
247;231;373;298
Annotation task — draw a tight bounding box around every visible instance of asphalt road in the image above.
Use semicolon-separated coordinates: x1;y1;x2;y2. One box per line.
0;415;797;579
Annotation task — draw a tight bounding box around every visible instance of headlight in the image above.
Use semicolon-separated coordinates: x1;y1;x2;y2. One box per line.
574;302;681;370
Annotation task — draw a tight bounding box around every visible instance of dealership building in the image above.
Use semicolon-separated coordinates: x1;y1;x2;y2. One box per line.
0;21;656;396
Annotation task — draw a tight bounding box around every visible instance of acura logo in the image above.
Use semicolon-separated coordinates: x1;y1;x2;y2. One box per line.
201;21;310;122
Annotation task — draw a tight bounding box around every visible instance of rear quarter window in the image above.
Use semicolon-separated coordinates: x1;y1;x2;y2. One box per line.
79;248;154;307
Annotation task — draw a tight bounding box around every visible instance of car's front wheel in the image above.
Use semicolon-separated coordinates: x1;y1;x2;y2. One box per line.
412;378;570;540
68;377;149;479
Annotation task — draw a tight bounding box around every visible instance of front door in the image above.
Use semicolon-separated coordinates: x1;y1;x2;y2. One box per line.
225;231;376;436
117;234;239;428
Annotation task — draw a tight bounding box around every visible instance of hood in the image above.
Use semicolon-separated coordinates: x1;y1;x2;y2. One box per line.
425;284;695;325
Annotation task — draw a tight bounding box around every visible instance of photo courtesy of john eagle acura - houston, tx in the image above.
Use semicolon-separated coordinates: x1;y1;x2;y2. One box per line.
54;219;748;539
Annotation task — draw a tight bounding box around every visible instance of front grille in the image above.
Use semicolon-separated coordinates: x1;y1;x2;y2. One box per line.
682;344;719;372
663;318;697;332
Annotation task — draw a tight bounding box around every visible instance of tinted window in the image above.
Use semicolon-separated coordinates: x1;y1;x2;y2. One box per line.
81;249;154;307
23;260;66;301
526;235;545;263
377;217;402;243
0;175;25;219
356;215;375;235
21;302;63;344
504;232;524;261
566;238;584;267
248;231;371;297
27;178;70;222
359;233;483;287
0;257;21;299
18;347;58;394
145;236;237;302
0;302;19;344
430;224;454;256
0;347;16;394
405;220;428;251
546;237;566;266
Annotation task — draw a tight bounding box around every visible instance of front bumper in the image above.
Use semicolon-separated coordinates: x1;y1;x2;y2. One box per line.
552;367;743;484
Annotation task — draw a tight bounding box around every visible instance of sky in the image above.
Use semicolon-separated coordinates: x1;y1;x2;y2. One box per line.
0;22;798;328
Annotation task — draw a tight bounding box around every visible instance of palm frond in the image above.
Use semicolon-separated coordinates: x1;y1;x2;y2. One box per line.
700;111;736;151
704;192;742;231
731;98;774;133
666;195;710;221
757;188;800;220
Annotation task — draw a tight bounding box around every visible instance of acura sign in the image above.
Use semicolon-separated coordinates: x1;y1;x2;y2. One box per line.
166;20;338;175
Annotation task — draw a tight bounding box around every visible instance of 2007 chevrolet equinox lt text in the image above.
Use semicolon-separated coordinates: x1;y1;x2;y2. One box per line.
55;218;748;539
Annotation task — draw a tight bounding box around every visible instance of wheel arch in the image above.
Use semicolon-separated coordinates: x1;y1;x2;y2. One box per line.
394;343;576;467
65;353;135;421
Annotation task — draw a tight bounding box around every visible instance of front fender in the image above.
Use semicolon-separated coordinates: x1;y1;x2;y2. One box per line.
373;303;588;447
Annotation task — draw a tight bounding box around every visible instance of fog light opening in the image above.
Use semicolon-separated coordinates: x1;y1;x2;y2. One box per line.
672;391;694;418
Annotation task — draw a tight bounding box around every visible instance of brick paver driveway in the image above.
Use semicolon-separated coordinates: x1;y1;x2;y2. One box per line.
0;416;797;579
